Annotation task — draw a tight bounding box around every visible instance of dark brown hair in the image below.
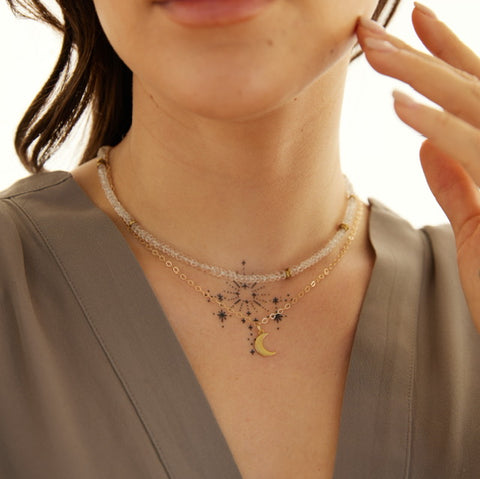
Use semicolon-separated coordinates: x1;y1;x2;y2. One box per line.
6;0;401;174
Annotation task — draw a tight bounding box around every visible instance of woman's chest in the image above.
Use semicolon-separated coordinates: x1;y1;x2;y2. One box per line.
162;296;357;479
195;359;350;479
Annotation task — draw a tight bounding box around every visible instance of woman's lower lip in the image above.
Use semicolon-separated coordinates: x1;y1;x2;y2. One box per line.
157;0;275;27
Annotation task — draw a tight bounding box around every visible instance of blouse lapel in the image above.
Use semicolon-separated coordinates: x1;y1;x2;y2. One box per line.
25;173;243;479
333;198;425;478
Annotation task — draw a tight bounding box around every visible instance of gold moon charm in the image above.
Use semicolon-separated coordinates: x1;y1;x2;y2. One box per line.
254;332;277;357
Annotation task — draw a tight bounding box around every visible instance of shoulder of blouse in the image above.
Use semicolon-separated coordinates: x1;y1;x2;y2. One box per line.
0;171;72;295
367;197;463;312
0;170;71;200
368;197;456;256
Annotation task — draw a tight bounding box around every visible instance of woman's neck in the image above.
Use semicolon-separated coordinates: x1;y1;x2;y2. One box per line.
109;56;353;272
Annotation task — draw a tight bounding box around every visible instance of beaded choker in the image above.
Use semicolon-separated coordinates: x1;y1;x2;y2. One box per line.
96;145;357;284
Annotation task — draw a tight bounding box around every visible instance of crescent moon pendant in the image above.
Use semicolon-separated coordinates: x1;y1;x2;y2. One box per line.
254;332;277;357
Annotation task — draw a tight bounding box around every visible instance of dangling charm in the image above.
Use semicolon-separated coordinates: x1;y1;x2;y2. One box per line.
254;324;277;357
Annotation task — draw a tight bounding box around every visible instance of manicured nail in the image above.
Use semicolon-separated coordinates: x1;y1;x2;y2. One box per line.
364;37;398;53
414;2;437;19
358;16;387;35
392;90;418;108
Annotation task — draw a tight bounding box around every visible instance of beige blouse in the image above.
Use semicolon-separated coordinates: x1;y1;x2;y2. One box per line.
1;170;479;478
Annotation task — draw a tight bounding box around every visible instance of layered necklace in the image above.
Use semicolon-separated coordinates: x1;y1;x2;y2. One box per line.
95;145;363;357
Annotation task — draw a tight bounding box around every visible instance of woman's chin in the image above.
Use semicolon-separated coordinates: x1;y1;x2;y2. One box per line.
157;80;299;122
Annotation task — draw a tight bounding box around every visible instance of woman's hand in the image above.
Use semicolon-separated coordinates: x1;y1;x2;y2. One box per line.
356;2;480;330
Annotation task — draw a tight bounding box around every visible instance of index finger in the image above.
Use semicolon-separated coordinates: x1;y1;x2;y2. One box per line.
412;3;480;80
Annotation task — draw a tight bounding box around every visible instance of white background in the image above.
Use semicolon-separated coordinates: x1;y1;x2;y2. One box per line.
1;1;479;228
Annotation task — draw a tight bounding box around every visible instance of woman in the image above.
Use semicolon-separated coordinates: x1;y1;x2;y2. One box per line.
1;0;480;477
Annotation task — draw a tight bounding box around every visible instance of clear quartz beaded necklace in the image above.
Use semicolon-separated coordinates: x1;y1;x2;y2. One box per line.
94;145;362;357
96;145;358;284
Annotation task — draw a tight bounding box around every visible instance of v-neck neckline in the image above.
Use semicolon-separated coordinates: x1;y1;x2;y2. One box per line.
11;170;423;478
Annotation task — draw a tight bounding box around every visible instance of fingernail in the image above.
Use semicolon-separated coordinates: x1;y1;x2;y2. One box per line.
392;90;418;108
364;37;399;53
358;16;387;35
414;2;437;19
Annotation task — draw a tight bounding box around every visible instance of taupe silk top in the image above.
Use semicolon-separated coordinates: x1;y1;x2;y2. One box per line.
1;171;480;479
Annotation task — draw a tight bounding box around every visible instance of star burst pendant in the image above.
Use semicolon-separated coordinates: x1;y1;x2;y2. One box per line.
208;261;289;357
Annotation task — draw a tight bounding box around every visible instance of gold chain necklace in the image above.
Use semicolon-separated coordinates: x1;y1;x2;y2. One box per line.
96;153;363;357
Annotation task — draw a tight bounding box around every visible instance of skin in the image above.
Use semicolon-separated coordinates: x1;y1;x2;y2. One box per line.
75;0;377;274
